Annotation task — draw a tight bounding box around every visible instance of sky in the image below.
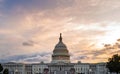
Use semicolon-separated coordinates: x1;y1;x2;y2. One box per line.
0;0;120;63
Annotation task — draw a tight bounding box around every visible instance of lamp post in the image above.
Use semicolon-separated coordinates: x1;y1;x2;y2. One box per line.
89;69;92;74
15;69;18;74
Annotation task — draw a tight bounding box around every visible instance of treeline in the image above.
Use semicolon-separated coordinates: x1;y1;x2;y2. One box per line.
106;54;120;74
0;64;8;74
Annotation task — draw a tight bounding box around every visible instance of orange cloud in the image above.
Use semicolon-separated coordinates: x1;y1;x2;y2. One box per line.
0;0;120;63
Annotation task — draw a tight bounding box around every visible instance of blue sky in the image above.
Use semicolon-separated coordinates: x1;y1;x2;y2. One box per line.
0;0;120;63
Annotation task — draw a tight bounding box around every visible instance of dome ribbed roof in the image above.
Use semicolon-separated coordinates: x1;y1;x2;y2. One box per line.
55;40;67;49
53;33;69;54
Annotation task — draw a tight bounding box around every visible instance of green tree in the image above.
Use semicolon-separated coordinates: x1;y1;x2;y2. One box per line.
106;54;120;74
3;68;9;74
0;64;3;72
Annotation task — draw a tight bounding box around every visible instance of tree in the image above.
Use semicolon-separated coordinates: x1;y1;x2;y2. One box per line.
106;54;120;74
3;68;9;74
0;64;3;72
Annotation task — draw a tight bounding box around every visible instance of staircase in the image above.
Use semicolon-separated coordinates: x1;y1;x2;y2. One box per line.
55;71;65;74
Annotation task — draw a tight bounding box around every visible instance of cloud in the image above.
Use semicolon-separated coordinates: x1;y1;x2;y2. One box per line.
22;40;34;46
74;56;89;60
1;0;120;26
0;52;51;63
72;38;120;63
117;39;120;42
103;38;120;50
0;0;120;63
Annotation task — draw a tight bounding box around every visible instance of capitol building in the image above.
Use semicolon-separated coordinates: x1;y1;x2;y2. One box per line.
2;34;108;74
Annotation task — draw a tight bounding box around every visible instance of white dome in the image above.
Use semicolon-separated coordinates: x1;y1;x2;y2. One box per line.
51;33;70;63
53;33;69;55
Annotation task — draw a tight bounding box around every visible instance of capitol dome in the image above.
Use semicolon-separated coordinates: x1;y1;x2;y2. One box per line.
51;33;70;63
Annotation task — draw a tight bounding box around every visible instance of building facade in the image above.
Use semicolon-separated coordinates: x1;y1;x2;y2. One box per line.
25;64;32;74
2;33;108;74
2;62;25;74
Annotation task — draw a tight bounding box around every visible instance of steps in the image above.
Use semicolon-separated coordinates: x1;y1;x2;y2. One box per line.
54;71;66;74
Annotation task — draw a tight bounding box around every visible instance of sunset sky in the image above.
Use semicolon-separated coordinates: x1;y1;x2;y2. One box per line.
0;0;120;63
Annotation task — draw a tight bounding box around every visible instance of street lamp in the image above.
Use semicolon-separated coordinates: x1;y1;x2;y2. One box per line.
15;69;18;74
89;69;92;74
